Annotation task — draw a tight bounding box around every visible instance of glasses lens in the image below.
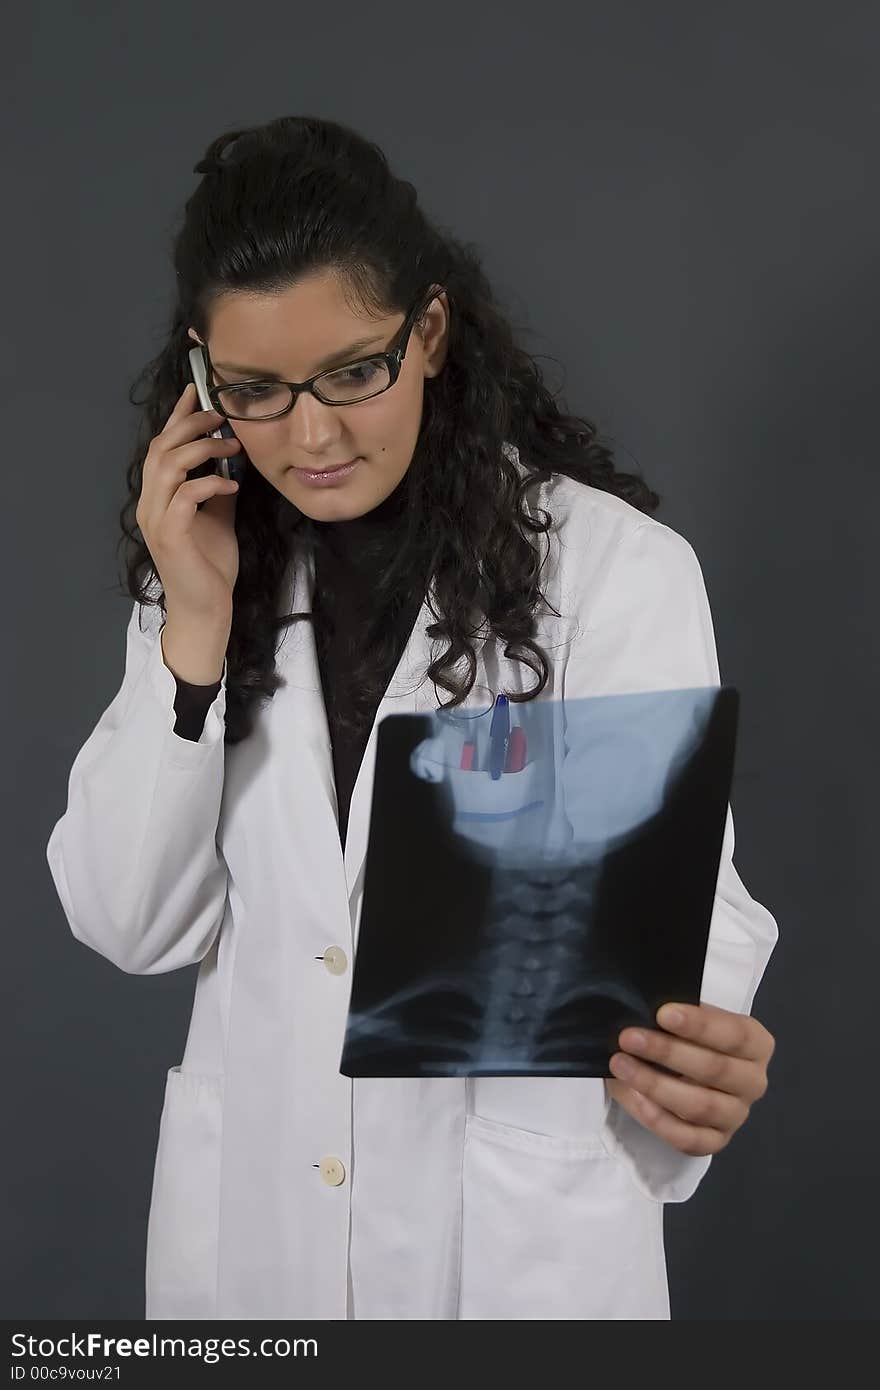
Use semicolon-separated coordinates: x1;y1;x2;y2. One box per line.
316;358;391;403
215;381;293;419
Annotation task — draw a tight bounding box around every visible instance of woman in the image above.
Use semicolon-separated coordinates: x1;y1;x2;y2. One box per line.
46;114;778;1320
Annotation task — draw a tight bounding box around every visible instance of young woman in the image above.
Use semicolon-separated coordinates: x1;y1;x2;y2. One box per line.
47;114;778;1321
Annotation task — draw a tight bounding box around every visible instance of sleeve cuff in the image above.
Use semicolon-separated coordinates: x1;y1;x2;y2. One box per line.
600;1089;713;1203
148;620;228;761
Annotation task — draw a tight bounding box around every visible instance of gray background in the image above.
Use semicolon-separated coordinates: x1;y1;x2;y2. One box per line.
4;1;877;1319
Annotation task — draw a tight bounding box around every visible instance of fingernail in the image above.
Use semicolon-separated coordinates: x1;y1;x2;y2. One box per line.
659;1006;685;1027
612;1055;636;1079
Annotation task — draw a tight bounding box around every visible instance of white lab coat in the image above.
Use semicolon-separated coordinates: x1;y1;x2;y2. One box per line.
46;451;778;1320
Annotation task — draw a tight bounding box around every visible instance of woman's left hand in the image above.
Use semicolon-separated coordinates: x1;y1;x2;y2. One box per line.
605;1002;776;1157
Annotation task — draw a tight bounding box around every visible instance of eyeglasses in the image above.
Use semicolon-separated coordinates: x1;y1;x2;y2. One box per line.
200;285;445;421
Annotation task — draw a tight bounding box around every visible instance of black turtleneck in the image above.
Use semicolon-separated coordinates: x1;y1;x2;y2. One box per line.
169;470;422;852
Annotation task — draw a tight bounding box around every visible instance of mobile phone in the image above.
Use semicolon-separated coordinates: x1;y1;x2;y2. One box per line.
188;346;249;486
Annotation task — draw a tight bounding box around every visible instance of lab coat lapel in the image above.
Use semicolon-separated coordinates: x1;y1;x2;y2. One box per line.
278;544;455;923
341;582;451;912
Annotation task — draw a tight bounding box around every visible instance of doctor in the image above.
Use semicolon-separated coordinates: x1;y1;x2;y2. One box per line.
46;114;778;1320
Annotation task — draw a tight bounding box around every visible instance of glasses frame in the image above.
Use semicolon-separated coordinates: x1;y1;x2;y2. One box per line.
200;284;445;420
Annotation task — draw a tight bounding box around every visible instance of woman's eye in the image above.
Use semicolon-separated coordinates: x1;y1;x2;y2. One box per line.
219;383;272;400
336;361;381;384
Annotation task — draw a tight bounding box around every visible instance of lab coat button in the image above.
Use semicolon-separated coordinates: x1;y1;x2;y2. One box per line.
319;1157;346;1186
323;946;348;975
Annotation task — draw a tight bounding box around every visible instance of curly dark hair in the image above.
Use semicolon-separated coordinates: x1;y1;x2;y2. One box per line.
116;114;661;745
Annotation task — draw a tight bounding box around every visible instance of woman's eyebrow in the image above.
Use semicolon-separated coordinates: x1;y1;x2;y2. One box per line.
212;334;385;378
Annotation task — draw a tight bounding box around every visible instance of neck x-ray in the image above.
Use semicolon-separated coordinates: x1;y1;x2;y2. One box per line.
339;685;739;1078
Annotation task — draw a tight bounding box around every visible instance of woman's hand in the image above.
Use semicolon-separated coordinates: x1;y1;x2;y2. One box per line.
136;383;243;625
605;1002;775;1157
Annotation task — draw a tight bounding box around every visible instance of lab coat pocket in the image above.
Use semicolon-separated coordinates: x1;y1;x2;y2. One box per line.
459;1112;668;1319
145;1066;224;1320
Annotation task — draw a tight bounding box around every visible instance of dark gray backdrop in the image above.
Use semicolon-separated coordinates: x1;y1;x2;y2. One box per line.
4;1;877;1320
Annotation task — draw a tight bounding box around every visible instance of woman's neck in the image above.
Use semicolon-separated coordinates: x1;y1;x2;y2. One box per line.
313;468;410;554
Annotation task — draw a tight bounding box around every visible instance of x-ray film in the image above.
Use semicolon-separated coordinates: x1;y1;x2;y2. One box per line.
339;685;739;1078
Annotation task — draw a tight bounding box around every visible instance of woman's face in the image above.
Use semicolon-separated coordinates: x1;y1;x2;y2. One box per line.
187;271;448;520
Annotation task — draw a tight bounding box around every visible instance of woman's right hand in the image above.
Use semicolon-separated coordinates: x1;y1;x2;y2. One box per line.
136;382;244;625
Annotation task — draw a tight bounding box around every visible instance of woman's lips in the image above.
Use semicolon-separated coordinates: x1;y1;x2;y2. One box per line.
293;458;358;473
289;457;363;486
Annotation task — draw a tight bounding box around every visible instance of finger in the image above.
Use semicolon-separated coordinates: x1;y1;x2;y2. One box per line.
609;1052;750;1132
653;1001;772;1063
605;1079;729;1158
156;475;221;535
163;382;219;437
161;382;198;431
617;1026;766;1102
